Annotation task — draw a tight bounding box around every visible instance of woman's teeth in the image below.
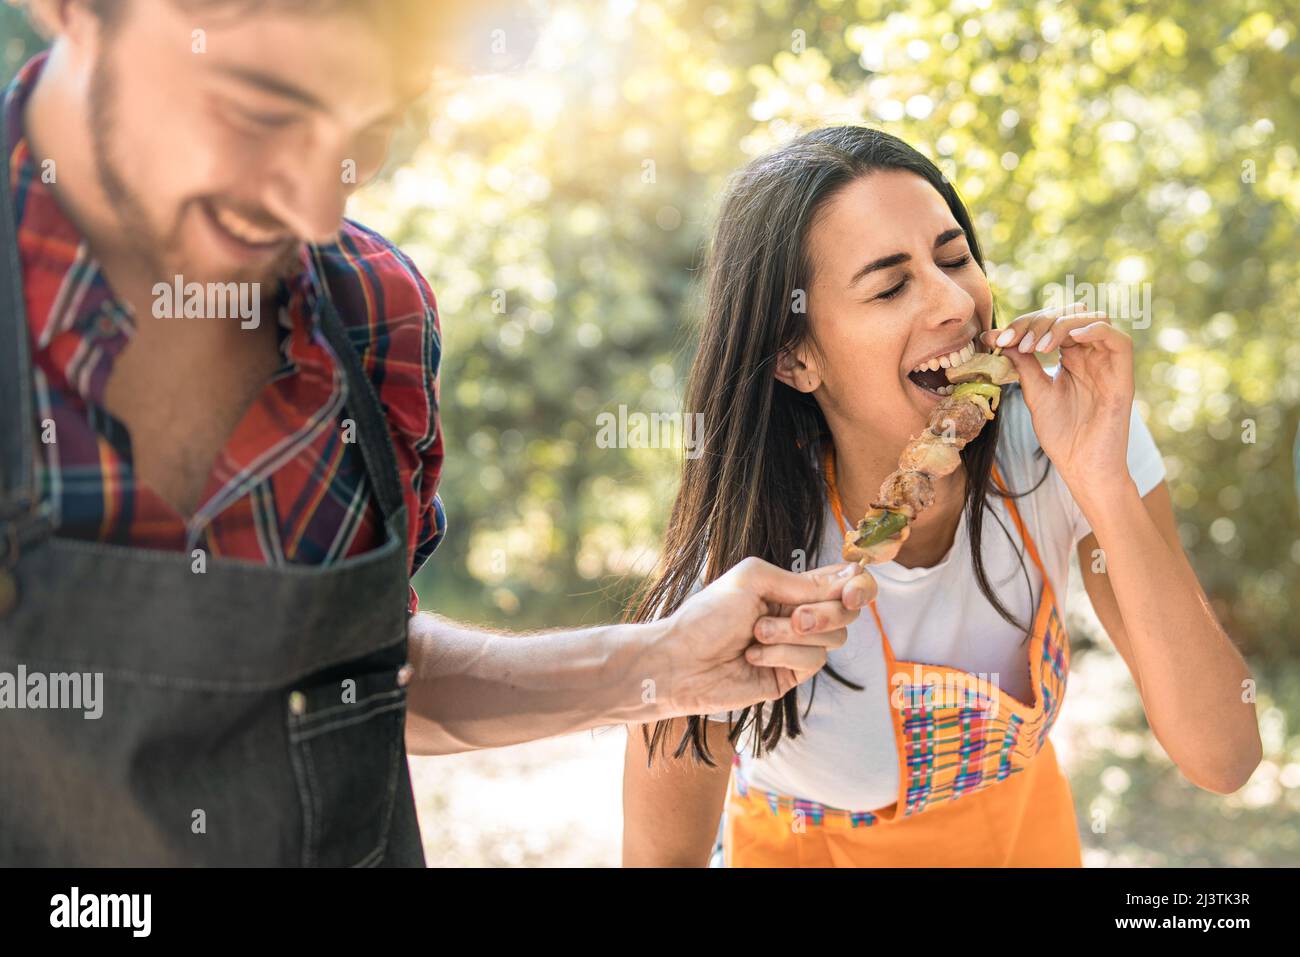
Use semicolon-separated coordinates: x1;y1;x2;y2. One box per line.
911;338;977;374
907;335;978;395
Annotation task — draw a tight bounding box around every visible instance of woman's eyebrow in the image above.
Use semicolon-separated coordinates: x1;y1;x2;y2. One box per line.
848;226;968;286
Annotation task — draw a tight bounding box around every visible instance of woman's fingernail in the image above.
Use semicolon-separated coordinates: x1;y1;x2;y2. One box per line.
996;329;1015;347
797;610;816;631
1035;332;1053;352
746;646;761;663
1018;330;1036;353
836;563;858;579
844;587;863;610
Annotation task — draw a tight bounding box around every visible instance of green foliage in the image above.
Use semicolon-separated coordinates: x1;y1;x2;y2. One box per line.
0;8;41;79
6;4;1292;644
350;1;1300;653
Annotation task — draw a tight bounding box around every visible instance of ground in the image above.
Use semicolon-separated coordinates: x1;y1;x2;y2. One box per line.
411;555;1130;867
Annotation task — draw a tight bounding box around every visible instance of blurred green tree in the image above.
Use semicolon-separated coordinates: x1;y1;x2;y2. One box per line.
2;0;1294;650
357;1;1300;660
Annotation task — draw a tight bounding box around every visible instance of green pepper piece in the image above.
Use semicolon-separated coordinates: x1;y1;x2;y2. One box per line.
854;509;908;548
953;380;1002;412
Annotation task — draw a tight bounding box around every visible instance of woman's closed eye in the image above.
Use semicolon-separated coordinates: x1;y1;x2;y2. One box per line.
874;254;972;301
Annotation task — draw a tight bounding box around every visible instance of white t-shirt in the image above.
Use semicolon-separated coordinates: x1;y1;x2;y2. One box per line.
705;373;1167;812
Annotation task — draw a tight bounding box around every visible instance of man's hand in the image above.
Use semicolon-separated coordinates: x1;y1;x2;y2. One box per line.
654;557;876;717
403;559;874;754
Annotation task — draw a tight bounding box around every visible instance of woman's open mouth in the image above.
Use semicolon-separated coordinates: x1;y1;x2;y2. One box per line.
905;335;980;397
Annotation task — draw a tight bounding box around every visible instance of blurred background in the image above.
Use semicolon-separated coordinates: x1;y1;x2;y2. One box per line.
3;0;1297;865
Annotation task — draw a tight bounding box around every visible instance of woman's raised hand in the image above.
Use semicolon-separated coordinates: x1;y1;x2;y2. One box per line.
980;301;1136;504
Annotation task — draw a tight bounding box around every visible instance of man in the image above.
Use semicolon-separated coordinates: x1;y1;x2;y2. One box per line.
0;0;876;865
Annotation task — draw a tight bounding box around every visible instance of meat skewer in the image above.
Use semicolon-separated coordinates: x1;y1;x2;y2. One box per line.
842;347;1019;565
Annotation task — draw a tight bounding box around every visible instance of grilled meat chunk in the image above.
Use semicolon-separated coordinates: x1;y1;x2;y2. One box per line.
877;469;935;517
945;351;1019;385
928;394;990;445
898;431;962;477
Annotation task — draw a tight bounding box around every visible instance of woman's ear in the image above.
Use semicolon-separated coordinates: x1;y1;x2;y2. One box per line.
774;345;821;393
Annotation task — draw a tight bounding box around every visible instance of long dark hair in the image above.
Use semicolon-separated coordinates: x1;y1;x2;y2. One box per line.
628;126;1051;765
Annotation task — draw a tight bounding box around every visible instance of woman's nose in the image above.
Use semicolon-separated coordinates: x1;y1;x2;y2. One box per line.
920;267;976;327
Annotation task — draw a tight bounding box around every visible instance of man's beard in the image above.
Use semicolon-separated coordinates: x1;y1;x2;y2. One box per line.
86;52;303;291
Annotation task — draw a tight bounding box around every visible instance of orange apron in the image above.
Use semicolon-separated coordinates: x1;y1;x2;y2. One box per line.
723;452;1083;867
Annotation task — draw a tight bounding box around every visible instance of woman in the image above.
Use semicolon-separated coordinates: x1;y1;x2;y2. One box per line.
621;126;1260;867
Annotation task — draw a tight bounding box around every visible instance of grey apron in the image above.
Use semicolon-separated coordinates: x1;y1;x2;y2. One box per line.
0;127;426;866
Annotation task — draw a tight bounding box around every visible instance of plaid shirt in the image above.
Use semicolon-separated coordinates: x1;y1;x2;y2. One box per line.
5;53;446;612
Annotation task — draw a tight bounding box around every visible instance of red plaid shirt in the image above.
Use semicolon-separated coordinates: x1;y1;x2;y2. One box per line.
5;53;446;612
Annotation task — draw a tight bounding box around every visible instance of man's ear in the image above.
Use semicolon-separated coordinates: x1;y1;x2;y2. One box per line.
19;0;95;47
773;345;821;394
21;0;64;40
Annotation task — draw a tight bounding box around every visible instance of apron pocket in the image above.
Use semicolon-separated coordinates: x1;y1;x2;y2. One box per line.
286;667;407;867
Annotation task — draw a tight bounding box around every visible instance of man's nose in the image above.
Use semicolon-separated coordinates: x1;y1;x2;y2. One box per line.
260;156;350;246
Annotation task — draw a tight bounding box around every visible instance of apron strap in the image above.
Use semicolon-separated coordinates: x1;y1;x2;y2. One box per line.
989;460;1049;583
0;112;38;517
312;278;409;531
0;109;56;569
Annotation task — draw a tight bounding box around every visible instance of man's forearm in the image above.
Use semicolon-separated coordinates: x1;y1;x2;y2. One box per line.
403;611;667;755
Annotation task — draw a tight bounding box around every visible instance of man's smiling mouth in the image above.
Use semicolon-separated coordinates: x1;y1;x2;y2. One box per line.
205;201;292;249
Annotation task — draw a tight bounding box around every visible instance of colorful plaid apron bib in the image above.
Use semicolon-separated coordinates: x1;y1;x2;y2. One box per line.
722;455;1083;867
